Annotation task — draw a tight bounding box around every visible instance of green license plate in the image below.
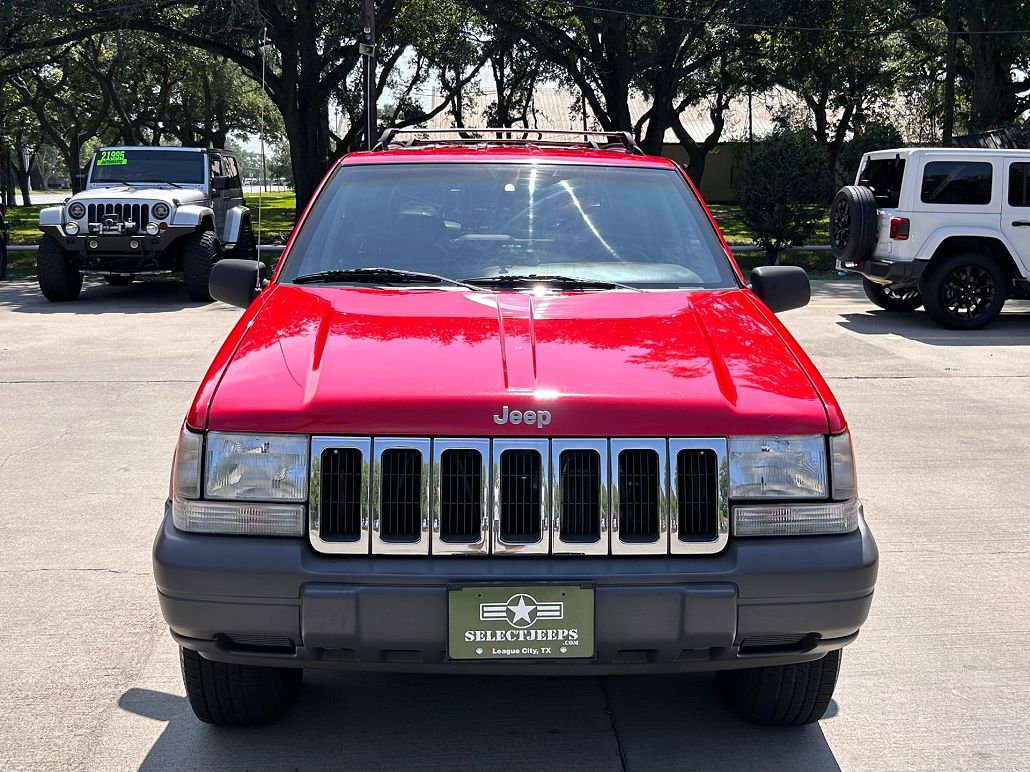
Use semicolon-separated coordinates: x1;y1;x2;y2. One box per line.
448;585;594;660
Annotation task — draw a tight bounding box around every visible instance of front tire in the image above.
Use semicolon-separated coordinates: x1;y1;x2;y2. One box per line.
717;649;841;726
922;252;1006;330
232;219;258;260
862;277;922;311
180;647;301;726
182;229;219;302
37;235;83;301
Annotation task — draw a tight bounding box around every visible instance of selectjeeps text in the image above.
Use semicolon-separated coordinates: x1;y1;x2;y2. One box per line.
154;129;878;727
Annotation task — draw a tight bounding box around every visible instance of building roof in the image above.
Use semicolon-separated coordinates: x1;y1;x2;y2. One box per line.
427;86;800;143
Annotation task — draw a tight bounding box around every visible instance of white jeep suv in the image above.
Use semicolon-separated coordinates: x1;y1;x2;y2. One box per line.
831;147;1030;329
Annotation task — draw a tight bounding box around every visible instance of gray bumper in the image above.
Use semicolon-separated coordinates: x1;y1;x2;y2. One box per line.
154;507;878;674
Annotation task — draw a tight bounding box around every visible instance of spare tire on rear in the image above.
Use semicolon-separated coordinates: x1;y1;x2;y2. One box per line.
830;185;878;263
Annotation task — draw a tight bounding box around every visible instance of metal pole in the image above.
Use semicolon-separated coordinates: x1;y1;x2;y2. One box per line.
361;0;377;150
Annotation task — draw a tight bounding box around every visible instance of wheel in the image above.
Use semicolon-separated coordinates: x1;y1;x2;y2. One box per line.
182;229;219;302
104;274;134;286
180;647;301;726
830;186;877;263
232;219;258;260
922;252;1006;330
862;277;922;311
717;649;841;726
36;235;83;301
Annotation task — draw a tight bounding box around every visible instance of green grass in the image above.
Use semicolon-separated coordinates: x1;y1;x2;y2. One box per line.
707;204;830;247
5;204;46;245
248;192;297;244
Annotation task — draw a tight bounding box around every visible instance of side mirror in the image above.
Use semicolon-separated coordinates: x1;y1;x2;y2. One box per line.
749;265;810;313
209;259;269;308
212;175;230;191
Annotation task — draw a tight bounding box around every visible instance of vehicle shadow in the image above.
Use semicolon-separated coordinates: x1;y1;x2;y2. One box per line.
0;278;216;314
120;672;840;772
837;304;1030;346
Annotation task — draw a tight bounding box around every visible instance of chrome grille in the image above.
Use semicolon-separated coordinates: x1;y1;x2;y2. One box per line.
87;202;150;230
309;437;727;556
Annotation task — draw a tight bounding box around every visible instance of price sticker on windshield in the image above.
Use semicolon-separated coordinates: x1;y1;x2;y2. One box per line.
96;150;127;166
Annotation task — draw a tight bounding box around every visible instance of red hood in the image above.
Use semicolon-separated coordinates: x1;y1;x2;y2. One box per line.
198;285;832;436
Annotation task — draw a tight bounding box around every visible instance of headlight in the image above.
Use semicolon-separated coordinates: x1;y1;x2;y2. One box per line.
728;436;827;498
145;222;160;236
68;202;86;219
205;432;309;501
152;202;170;219
65;221;80;235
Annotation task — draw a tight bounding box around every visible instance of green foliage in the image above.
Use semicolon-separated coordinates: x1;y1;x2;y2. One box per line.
738;129;831;262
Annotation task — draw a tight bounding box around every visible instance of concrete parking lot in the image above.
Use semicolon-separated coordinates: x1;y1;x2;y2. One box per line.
0;278;1028;771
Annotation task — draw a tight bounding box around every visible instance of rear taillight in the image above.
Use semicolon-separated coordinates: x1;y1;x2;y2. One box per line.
889;217;910;240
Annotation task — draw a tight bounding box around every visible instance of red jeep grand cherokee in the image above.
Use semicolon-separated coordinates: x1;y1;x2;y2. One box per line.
155;130;877;727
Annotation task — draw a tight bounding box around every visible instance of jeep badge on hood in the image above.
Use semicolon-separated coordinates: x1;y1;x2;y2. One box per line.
493;405;551;428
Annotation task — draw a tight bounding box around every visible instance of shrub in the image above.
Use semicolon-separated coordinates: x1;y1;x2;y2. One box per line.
738;130;829;263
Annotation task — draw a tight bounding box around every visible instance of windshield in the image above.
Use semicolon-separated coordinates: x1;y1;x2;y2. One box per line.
279;163;738;289
89;149;206;184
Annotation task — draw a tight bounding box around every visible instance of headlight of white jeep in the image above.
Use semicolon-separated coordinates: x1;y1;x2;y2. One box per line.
152;202;170;219
204;432;309;501
728;436;827;498
68;202;86;219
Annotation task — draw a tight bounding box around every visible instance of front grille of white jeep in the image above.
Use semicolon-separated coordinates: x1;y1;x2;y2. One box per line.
87;202;151;230
308;437;728;556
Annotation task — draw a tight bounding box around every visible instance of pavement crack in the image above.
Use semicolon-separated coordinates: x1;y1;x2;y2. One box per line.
2;568;147;575
599;678;631;772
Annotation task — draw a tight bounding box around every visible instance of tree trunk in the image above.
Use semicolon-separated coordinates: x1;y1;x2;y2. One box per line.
15;156;32;206
965;8;1018;131
283;97;331;213
942;6;957;145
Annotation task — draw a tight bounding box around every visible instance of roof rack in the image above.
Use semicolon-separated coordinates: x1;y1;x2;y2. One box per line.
374;128;644;155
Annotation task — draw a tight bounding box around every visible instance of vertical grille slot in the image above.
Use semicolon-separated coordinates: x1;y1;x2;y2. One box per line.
617;449;660;542
380;448;422;542
676;449;718;541
499;449;542;543
439;449;482;542
319;448;364;541
559;450;601;542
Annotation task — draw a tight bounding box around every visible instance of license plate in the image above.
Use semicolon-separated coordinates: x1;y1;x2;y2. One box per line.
448;585;594;660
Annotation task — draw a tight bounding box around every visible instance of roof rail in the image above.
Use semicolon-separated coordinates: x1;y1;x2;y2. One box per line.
374;128;644;155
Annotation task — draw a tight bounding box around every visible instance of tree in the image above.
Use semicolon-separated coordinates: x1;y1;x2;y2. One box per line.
738;130;829;262
766;0;902;186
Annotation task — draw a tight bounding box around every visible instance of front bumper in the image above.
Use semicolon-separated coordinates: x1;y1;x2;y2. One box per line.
154;505;878;674
40;225;193;266
837;256;927;287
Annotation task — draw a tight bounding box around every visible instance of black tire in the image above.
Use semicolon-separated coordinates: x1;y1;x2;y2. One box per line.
104;274;134;286
232;219;258;260
182;229;219;302
862;277;922;311
830;186;878;263
922;252;1007;330
180;647;301;726
717;649;841;726
37;235;83;301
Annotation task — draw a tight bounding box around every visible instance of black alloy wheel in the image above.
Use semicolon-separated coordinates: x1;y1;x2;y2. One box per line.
861;277;922;311
922;252;1007;330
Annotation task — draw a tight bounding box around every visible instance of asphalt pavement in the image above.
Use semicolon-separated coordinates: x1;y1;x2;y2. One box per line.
0;278;1028;771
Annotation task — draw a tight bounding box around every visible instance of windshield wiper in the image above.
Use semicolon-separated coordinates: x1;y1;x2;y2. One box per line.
463;273;641;292
137;180;183;189
293;267;481;290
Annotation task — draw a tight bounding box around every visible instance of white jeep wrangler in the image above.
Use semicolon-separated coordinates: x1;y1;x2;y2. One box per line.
37;146;257;302
831;147;1030;329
